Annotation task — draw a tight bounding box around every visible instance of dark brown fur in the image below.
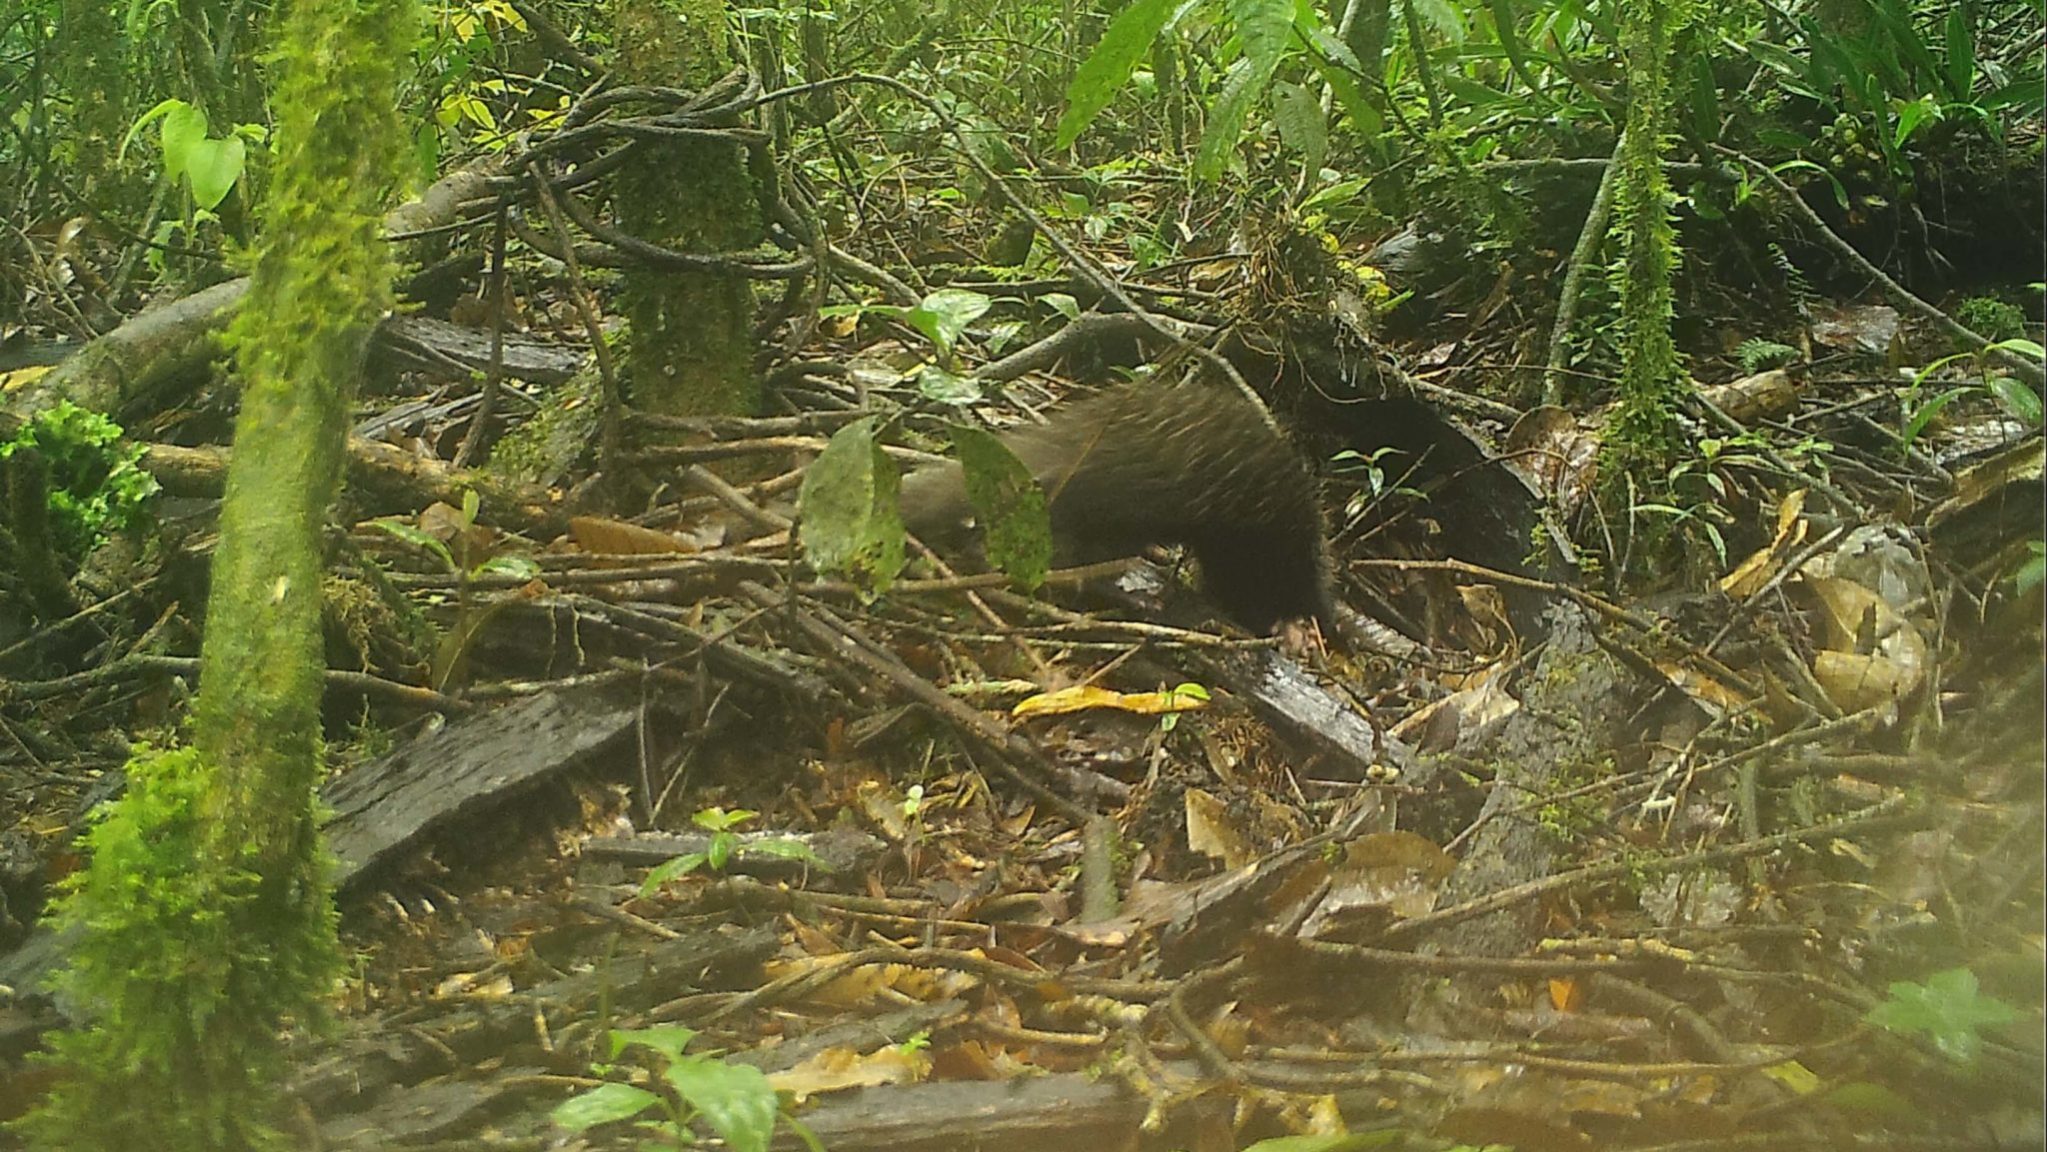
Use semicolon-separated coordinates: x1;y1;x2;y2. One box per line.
899;381;1334;635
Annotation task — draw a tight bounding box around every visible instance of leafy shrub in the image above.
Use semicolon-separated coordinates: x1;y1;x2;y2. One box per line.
0;401;159;557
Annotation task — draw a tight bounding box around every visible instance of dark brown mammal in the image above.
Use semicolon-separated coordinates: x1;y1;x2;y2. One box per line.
898;379;1335;636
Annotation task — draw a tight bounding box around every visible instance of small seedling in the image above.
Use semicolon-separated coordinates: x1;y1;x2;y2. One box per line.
639;807;826;896
1866;967;2018;1063
551;1025;822;1152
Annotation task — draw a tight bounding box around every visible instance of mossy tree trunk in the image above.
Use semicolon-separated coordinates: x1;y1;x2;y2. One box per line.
1597;0;1691;572
613;0;763;419
197;0;411;905
23;0;412;1145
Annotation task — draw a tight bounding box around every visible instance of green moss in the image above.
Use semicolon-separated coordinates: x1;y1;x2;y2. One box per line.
1595;0;1695;580
1534;754;1618;848
484;366;604;487
16;749;341;1152
0;401;159;559
1953;297;2027;345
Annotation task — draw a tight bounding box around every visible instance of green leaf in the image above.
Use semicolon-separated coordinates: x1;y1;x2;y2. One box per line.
1891;95;1938;149
1867;967;2019;1063
916;364;984;406
1056;0;1178;148
1197;56;1268;182
692;806;755;831
1744;39;1814;85
1271;80;1327;182
1228;0;1294;79
119;98;185;165
1406;0;1466;42
1041;292;1081;321
1899;386;1967;450
949;424;1051;590
612;1025;700;1063
362;517;458;572
159;101;208;183
551;1082;660;1132
183;134;245;209
907;288;992;361
476;554;541;580
750;837;828;866
639;853;708;895
1301;177;1368;214
797;417;905;595
1307;55;1380;141
665;1056;780;1152
2011;542;2045;595
1988;376;2042;427
1823;1080;1919;1120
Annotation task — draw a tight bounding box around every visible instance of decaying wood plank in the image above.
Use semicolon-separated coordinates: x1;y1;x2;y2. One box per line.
325;686;642;891
374;314;588;386
0;686;643;1009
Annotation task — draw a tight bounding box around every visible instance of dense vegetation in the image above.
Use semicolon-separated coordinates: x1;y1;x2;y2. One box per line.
0;0;2039;1148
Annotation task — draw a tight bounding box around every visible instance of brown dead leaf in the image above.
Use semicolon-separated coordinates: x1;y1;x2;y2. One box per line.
567;515;695;556
1549;976;1584;1012
1502;405;1599;515
1701;369;1799;425
1297;831;1455;940
1801;575;1928;713
769;1043;932;1103
1720;488;1809;600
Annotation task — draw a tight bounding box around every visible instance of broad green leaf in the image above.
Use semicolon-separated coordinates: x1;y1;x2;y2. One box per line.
1056;0;1179;148
1301;177;1369;214
1308;56;1380;141
1867;967;2019;1063
2011;543;2044;595
750;837;827;866
1408;0;1467;42
1823;1080;1919;1120
1891;95;1937;148
639;853;708;895
1271;80;1327;183
950;424;1051;590
160;102;208;183
362;517;457;572
1228;0;1293;79
119;98;186;164
1899;386;1967;450
612;1025;700;1062
908;288;991;361
707;831;735;871
916;364;983;406
1944;5;1974;99
1301;21;1362;72
797;417;905;595
666;1056;780;1152
1196;56;1268;182
1743;39;1813;84
476;554;541;581
184;133;247;210
551;1082;660;1132
1988;376;2042;427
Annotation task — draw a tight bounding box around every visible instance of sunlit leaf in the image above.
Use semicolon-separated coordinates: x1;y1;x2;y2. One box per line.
667;1057;780;1152
550;1082;659;1132
1056;0;1178;148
